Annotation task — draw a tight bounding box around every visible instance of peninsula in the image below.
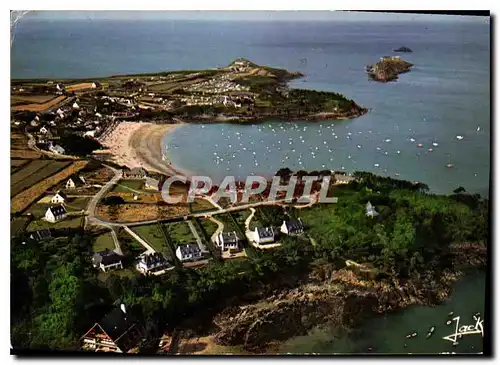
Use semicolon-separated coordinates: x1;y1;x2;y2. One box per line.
11;58;368;127
366;56;414;82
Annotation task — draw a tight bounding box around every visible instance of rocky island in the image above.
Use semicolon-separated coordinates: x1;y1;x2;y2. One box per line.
366;56;414;82
393;46;413;53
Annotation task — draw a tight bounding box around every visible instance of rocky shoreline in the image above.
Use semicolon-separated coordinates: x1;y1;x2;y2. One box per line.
208;243;487;353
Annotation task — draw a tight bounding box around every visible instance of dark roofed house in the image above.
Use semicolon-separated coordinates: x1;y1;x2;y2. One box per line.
51;190;68;204
29;229;52;242
92;250;123;272
80;306;146;353
137;252;171;274
123;167;147;179
254;226;275;244
175;243;203;262
215;231;242;251
45;205;67;223
280;219;304;235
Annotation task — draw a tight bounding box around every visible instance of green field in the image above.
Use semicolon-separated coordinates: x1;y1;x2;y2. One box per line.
11;160;72;197
131;224;171;257
26;216;84;232
26;202;51;219
64;197;91;212
165;221;195;246
112;179;145;193
199;218;219;238
93;232;115;252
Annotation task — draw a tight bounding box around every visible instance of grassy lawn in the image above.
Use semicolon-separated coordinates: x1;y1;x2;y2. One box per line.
165;221;196;246
216;213;239;233
199;218;218;237
131;224;170;255
231;210;251;231
98;269;137;282
26;202;52;219
26;216;84;232
93;232;115;252
112;179;145;193
65;197;91;212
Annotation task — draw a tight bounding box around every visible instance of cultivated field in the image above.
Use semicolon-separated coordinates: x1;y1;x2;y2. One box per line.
95;202;190;223
11;134;41;159
65;83;94;92
11;95;67;112
11;94;56;105
11;160;88;213
11;160;72;197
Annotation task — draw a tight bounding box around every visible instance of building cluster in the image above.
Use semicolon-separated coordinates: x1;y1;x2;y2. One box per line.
185;74;250;94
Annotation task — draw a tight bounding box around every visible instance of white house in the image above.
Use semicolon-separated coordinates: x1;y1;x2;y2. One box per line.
137;252;170;274
280;219;304;235
49;144;65;155
175;243;203;262
39;126;48;134
51;190;68;204
66;176;86;189
73;102;80;109
45;205;67;223
92;251;123;272
254;227;275;244
215;231;242;251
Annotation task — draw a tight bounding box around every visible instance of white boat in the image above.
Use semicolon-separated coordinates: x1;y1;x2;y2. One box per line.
456;135;464;140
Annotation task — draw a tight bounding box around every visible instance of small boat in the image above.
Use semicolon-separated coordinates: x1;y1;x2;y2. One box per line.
417;143;423;148
374;163;380;167
446;320;452;325
477;126;481;132
410;138;416;142
456;135;464;140
426;326;435;339
433;142;439;147
428;148;433;152
447;164;454;168
448;312;454;316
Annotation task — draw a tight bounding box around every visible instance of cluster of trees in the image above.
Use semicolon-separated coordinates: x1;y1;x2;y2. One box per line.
58;133;102;156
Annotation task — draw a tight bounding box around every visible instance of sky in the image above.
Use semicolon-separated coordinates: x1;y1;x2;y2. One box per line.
14;11;488;23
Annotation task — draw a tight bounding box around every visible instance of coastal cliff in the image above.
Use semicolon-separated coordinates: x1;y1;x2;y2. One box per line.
366;56;414;82
211;244;486;352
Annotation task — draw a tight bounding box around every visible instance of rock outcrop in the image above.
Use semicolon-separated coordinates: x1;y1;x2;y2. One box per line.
393;46;413;53
366;56;414;82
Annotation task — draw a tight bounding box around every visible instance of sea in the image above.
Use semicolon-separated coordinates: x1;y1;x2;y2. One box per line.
11;13;490;354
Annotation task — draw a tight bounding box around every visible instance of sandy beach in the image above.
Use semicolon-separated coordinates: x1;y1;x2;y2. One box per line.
98;121;192;177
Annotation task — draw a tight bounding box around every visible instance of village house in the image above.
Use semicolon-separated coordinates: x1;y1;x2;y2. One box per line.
214;231;243;251
29;229;52;242
80;305;146;353
137;252;171;274
51;190;68;204
45;205;67;223
144;177;160;191
175;243;203;262
280;219;305;235
123;167;148;179
365;201;379;218
92;250;123;272
254;226;276;244
49;144;65;155
65;176;86;189
39;126;49;134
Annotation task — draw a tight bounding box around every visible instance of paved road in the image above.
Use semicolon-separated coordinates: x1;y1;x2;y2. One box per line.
85;165;123;254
